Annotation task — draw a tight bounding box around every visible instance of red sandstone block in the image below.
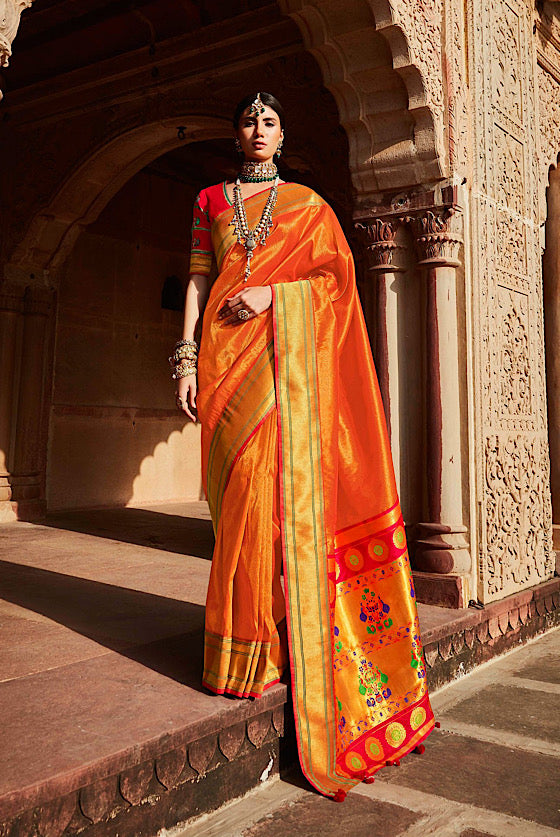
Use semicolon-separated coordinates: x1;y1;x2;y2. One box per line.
247;712;272;748
36;792;76;837
424;644;439;667
498;612;510;635
188;736;217;775
438;636;453;661
155;747;186;789
218;722;246;761
79;776;117;823
476;622;489;643
452;634;465;654
119;760;153;806
488;617;500;639
464;628;476;649
272;705;285;736
508;607;520;630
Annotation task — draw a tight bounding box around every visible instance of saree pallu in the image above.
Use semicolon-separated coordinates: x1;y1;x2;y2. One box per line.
197;183;434;798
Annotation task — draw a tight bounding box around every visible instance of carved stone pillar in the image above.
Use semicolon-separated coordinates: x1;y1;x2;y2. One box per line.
0;283;24;520
409;209;471;605
356;219;404;442
8;285;55;519
0;279;55;521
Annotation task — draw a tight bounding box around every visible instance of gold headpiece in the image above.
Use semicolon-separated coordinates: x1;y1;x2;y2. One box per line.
249;92;266;116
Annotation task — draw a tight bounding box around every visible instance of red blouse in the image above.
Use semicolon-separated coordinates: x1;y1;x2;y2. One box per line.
189;182;231;276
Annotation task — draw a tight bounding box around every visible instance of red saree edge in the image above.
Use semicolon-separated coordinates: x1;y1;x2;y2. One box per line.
362;719;436;782
202;677;281;700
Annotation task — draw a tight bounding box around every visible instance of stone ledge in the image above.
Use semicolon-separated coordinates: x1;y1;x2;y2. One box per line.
423;577;560;690
2;579;559;837
413;571;469;609
0;689;296;837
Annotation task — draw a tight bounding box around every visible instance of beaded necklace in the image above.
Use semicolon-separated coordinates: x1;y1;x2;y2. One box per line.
231;176;279;280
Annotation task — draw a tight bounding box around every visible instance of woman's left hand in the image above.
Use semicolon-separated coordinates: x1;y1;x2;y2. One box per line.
218;285;272;325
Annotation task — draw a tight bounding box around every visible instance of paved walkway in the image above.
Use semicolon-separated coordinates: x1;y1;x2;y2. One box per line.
179;627;560;837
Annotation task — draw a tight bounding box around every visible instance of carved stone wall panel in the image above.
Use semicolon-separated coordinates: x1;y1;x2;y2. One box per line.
445;0;470;175
491;0;523;126
484;434;554;598
470;0;553;601
495;212;526;277
537;62;560;220
390;0;444;121
493;123;524;215
496;285;531;419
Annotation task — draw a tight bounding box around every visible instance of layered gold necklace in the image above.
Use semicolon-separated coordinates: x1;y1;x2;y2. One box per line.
231;176;279;280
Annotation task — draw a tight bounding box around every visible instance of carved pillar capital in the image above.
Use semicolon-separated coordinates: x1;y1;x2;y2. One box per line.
355;218;404;274
405;208;463;267
1;1;34;68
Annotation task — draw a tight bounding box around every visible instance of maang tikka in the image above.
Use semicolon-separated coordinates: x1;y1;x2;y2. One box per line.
249;92;266;116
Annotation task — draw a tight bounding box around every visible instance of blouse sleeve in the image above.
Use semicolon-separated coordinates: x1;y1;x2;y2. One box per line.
189;190;213;276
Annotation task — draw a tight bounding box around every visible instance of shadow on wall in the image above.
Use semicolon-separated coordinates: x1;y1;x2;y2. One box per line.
47;416;203;512
46;157;205;513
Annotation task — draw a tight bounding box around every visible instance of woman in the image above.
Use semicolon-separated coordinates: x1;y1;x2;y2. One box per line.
171;92;434;801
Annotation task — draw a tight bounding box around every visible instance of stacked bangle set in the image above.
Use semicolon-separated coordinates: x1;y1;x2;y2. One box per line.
169;339;198;379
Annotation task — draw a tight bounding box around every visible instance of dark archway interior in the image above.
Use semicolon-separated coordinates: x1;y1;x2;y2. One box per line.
7;0;283;89
45;45;359;513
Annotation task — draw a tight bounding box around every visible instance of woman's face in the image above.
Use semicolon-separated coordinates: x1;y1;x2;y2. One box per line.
236;104;283;163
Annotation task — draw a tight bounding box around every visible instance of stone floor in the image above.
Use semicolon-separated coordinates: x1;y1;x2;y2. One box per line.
0;503;558;835
181;627;560;837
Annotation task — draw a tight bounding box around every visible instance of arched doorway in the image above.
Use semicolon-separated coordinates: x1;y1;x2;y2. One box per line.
1;0;444;521
45;59;355;512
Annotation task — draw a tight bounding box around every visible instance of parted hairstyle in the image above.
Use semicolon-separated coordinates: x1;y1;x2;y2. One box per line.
232;92;286;129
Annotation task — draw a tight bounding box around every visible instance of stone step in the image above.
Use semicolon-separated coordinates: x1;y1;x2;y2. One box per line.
0;505;558;836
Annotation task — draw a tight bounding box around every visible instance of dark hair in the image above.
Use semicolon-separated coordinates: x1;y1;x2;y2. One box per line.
232;92;285;129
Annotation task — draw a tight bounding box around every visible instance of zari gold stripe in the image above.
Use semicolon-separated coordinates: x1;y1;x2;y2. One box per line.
273;280;351;797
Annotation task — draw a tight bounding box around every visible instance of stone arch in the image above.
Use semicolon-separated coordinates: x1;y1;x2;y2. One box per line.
278;0;445;197
8;115;231;275
6;0;448;277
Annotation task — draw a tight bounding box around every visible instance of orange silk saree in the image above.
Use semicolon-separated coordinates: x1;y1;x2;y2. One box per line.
197;182;434;799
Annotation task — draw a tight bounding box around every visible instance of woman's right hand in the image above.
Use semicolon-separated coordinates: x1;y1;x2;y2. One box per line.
177;374;197;422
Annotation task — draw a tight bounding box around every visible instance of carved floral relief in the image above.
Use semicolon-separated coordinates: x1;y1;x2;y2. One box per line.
472;0;553;600
497;287;531;418
485;435;554;597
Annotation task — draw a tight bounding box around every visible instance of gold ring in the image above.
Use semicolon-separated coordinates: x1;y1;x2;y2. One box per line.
238;309;250;321
175;394;183;408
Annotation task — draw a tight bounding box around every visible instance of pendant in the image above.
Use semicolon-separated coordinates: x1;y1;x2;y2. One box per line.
244;249;254;280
